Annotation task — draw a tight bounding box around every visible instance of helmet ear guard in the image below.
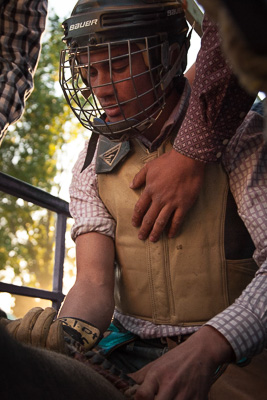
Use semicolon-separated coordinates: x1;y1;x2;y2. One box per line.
93;117;150;142
162;24;192;90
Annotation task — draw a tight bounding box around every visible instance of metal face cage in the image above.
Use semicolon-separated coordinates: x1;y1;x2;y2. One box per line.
59;36;171;141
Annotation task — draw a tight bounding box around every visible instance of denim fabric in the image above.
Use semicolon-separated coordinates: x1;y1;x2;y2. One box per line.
106;340;169;374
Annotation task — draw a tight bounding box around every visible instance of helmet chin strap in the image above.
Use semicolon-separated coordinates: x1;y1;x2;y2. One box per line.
161;27;193;91
80;116;152;173
93;115;158;142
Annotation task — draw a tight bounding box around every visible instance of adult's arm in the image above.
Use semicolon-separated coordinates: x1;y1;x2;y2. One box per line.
0;0;47;144
131;14;255;242
173;15;255;162
130;112;267;400
130;325;234;400
206;111;267;361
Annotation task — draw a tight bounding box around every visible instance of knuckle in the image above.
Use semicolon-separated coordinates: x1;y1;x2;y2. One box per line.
172;217;182;227
153;192;164;204
134;203;143;215
172;211;184;225
155;217;167;227
143;186;152;197
143;217;153;227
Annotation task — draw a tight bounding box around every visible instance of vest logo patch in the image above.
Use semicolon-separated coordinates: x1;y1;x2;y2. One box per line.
99;143;122;166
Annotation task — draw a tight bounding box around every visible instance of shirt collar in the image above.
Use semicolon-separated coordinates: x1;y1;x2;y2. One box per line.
136;77;191;152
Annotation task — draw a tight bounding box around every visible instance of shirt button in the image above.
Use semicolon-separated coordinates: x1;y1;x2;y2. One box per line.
216;152;222;158
222;139;229;145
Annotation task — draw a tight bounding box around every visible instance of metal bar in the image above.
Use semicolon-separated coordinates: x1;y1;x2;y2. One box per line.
0;172;71;311
0;282;65;303
53;213;67;294
0;172;71;217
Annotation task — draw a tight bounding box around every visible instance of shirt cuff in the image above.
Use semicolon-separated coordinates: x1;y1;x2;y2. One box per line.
173;129;230;163
71;217;115;242
206;304;266;361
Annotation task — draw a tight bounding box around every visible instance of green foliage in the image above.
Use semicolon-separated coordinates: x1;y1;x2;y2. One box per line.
0;14;72;189
0;13;81;315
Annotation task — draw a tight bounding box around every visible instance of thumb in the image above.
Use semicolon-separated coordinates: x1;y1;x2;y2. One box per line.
130;165;147;189
128;363;150;384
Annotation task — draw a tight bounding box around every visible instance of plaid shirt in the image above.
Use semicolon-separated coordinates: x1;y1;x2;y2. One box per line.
0;0;47;145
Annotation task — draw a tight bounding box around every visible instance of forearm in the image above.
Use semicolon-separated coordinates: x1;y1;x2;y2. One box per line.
58;278;114;334
58;232;116;334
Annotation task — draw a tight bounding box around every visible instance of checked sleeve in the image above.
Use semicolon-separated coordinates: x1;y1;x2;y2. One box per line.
0;0;47;144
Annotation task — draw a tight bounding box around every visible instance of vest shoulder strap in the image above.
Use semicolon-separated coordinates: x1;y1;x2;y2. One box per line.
96;136;131;174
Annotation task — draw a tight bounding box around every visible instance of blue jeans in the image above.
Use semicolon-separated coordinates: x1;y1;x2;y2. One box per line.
106;339;169;373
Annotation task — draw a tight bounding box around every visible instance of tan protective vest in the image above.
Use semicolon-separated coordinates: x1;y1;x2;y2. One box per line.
98;138;257;326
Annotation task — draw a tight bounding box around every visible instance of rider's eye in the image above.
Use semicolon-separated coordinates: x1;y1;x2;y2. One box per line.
89;66;97;77
111;56;129;73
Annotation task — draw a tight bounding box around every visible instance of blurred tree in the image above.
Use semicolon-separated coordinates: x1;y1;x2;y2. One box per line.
0;13;82;317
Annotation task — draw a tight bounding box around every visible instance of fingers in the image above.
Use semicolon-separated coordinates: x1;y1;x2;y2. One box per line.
134;377;159;400
133;373;176;400
134;186;201;242
130;151;205;243
130;166;147;190
5;318;22;338
132;190;152;229
138;205;173;242
46;319;67;353
124;384;139;399
167;189;201;239
2;307;67;353
167;209;186;239
16;307;43;344
132;196;184;242
31;307;57;347
128;365;157;399
134;203;190;242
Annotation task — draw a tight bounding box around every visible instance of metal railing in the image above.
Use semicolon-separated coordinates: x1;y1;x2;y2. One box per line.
0;172;71;311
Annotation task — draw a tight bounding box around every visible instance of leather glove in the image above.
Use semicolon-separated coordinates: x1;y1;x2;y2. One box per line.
0;307;101;353
0;307;67;353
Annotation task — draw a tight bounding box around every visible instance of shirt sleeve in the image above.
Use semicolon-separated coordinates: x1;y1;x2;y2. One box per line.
0;0;48;144
173;14;255;163
206;111;267;360
69;141;116;241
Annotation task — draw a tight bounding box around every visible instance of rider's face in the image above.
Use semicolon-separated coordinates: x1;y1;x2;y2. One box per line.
78;44;156;123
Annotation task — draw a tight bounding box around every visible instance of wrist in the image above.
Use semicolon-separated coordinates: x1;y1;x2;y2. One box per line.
195;326;235;366
170;148;206;168
57;317;102;351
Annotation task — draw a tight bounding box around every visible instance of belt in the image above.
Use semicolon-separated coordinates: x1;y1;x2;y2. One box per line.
112;319;192;350
138;334;192;350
